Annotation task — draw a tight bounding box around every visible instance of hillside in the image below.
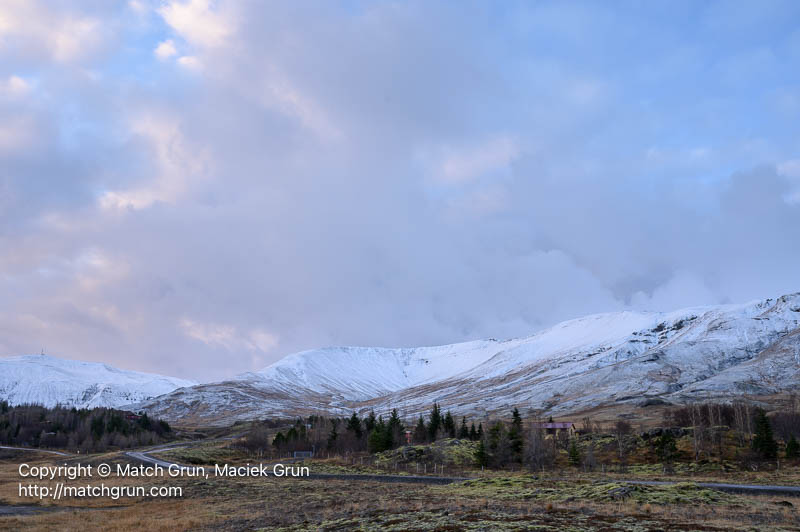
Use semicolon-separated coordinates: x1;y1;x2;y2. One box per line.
0;354;195;409
136;293;800;425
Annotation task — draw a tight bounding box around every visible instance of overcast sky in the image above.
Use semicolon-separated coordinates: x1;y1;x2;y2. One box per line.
1;0;799;381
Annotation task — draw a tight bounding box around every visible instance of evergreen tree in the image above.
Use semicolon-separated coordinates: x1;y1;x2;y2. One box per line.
458;417;469;439
509;408;523;460
413;415;427;443
752;410;778;459
428;403;442;441
568;439;581;467
475;439;488;467
477;422;484;440
655;431;678;464
90;416;105;439
386;409;403;449
345;412;362;439
368;417;388;453
443;411;456;438
364;410;377;433
786;434;799;459
469;422;478;441
327;422;338;450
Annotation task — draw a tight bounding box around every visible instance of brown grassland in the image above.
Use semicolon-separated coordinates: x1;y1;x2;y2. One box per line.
1;443;799;531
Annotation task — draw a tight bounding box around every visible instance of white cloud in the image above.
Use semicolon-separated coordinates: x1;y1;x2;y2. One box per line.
158;0;231;48
154;39;177;60
177;55;203;71
180;319;278;354
50;16;101;63
128;1;147;15
437;137;518;184
0;1;106;64
99;112;207;211
631;271;717;312
3;1;800;382
258;74;343;140
0;75;30;97
0;115;35;152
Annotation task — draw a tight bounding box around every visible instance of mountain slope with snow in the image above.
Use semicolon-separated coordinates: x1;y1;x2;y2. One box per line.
137;292;800;425
0;354;196;409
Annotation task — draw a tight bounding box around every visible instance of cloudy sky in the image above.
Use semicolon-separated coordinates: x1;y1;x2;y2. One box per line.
1;0;799;381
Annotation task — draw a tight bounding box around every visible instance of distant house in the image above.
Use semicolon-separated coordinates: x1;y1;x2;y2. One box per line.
528;421;575;436
124;413;142;421
292;450;314;458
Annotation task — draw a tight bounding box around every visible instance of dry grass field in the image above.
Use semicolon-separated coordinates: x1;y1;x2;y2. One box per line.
1;445;799;531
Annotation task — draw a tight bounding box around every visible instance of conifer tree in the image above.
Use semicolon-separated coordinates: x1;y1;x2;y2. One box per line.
477;422;484;440
368;416;388;453
752;410;778;459
428;403;442;441
568;439;581;467
469;422;478;441
444;410;456;438
364;410;377;433
655;431;678;464
346;412;362;439
327;422;338;450
413;415;427;443
509;408;524;460
386;409;403;448
458;417;469;439
475;439;488;467
786;434;799;459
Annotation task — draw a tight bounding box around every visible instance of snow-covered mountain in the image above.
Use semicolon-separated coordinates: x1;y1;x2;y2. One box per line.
0;354;195;409
138;292;800;426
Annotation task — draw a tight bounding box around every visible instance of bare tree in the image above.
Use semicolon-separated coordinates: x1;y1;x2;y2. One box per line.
582;441;597;472
524;427;554;471
614;420;633;470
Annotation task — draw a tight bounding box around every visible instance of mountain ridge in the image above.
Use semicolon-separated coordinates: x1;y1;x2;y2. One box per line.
3;293;798;424
135;292;800;425
0;354;196;409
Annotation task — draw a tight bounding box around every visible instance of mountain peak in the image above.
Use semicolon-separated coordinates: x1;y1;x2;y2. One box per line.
0;354;195;409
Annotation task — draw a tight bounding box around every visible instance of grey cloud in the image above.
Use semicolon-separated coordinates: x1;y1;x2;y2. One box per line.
0;1;798;380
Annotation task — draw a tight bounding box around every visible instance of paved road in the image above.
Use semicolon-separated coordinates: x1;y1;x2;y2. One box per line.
0;445;71;456
124;443;199;472
622;479;800;497
0;504;64;517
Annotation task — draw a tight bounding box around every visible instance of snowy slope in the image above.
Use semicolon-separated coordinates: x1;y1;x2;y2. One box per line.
0;354;196;409
133;292;800;425
247;340;519;400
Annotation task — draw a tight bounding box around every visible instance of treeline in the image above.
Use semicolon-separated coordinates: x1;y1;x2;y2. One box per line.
240;400;800;470
242;403;485;455
0;401;172;453
661;401;800;462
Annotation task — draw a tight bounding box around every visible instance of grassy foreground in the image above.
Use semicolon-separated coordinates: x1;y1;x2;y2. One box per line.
1;447;799;531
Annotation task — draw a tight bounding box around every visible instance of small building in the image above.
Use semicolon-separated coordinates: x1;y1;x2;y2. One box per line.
292;450;314;458
404;430;413;445
528;421;575;436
